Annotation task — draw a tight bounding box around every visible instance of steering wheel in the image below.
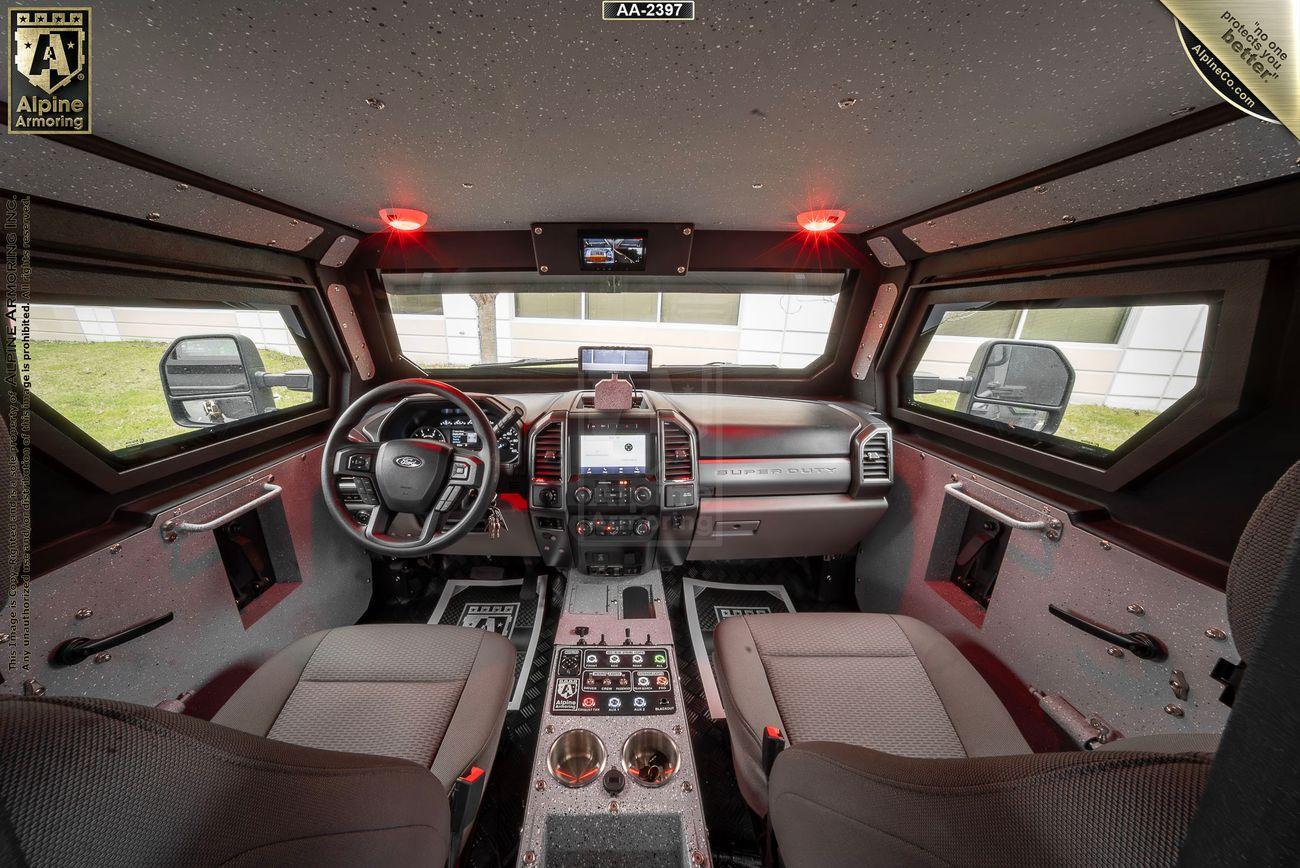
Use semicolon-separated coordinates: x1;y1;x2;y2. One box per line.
322;379;501;556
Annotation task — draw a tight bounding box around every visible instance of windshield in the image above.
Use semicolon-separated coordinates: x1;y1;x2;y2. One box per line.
380;271;845;371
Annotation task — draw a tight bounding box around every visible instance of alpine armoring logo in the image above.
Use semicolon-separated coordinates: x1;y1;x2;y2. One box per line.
8;8;92;134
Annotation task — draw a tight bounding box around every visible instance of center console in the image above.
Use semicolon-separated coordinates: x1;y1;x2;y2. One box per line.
518;570;711;867
529;395;699;578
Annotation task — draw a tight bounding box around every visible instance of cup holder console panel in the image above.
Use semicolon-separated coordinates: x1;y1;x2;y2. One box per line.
621;728;680;788
546;728;606;788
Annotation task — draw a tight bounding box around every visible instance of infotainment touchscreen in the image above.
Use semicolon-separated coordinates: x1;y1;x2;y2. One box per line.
579;433;648;474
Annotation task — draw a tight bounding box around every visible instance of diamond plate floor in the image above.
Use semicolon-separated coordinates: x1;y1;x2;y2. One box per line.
462;573;564;867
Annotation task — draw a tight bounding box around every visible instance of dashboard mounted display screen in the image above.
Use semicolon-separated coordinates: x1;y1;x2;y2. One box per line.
579;346;652;374
579;433;648;474
580;234;646;271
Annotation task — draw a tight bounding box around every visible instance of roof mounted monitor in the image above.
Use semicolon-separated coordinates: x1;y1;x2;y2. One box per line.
579;346;652;375
530;222;693;276
581;234;646;271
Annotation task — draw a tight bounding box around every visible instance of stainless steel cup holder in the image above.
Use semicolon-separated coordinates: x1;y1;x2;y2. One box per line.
547;728;606;788
620;728;680;788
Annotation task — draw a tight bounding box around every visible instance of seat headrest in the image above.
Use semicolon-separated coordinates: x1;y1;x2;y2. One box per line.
1226;460;1300;661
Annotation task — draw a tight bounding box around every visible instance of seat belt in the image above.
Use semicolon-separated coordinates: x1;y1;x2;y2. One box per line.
762;725;787;868
447;765;486;866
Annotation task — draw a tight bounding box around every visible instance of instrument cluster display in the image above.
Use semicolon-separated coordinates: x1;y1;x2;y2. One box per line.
408;404;520;463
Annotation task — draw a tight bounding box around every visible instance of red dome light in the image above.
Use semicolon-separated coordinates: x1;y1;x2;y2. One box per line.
797;209;846;232
379;207;428;231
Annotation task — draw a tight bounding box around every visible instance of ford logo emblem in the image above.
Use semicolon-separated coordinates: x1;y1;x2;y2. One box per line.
394;455;424;469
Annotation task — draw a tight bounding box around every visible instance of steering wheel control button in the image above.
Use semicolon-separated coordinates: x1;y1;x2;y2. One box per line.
436;485;462;511
347;453;373;472
450;459;473;482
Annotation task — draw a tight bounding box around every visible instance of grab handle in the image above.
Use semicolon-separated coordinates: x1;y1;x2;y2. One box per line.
161;483;281;541
944;481;1061;539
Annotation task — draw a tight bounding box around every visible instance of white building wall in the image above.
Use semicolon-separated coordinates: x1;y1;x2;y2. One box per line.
30;304;303;357
1107;305;1207;412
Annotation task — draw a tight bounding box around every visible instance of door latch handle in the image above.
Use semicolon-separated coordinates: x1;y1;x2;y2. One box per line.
1048;603;1166;661
52;612;175;666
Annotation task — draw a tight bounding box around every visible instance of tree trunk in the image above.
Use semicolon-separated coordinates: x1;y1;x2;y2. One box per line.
469;293;498;364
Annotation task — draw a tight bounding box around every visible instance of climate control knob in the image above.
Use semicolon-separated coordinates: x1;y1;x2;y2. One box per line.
634;519;652;537
574;486;593;505
575;520;594;536
633;485;653;505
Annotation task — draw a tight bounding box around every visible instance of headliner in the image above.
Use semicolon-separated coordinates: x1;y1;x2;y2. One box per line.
83;1;1211;235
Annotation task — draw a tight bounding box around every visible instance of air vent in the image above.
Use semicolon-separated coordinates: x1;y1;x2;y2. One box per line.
860;431;891;483
663;420;694;481
533;422;563;481
578;393;645;409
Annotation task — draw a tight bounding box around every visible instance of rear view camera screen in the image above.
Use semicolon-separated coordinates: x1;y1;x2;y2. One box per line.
581;235;646;271
579;434;648;474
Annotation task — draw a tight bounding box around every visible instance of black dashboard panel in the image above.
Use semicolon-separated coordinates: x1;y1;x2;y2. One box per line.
663;393;863;458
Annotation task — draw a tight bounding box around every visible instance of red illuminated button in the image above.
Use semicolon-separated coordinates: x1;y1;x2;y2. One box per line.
581;696;597;709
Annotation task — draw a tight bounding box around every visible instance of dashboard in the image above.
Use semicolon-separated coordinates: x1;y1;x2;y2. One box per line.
349;390;892;566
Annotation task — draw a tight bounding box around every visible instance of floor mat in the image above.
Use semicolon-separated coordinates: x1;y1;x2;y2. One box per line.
462;573;564;868
682;576;795;720
663;571;763;868
429;574;547;712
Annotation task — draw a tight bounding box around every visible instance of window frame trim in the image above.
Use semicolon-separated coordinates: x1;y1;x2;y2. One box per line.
24;263;343;494
883;258;1267;492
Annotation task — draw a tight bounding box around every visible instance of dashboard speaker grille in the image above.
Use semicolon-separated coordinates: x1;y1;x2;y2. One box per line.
533;422;563;481
860;430;891;483
663;420;693;481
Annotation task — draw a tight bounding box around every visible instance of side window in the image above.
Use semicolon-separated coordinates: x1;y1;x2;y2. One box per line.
902;299;1212;458
28;301;325;456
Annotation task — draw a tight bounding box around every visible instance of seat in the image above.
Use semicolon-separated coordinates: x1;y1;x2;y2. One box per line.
213;623;516;790
713;611;1030;815
0;623;515;866
751;460;1299;868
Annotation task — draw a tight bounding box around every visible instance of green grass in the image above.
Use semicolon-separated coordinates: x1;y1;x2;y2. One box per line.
914;391;1158;451
28;340;313;452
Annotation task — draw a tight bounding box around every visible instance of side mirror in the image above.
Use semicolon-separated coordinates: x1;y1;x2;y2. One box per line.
959;340;1075;435
159;334;313;428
